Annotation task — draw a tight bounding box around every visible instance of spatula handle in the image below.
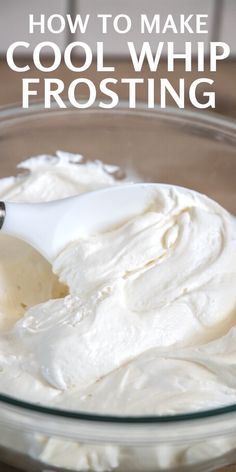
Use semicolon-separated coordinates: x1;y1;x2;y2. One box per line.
0;202;6;230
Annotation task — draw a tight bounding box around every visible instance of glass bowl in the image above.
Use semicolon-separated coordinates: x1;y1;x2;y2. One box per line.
0;103;236;472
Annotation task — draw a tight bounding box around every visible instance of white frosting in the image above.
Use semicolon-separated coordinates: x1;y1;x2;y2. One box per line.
1;151;236;471
0;152;236;416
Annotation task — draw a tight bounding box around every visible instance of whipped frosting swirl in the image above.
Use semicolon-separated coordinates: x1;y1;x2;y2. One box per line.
0;152;236;415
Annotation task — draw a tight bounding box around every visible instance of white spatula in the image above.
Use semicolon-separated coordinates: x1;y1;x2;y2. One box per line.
0;183;159;262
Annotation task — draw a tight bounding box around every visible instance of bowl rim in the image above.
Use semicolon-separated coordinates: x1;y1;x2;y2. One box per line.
0;99;236;131
0;101;236;425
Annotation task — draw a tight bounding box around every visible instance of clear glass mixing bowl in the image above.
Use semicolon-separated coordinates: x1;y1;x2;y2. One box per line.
0;103;236;472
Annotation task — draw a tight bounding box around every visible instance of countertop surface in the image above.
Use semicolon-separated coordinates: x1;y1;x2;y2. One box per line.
0;58;236;472
1;461;236;472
